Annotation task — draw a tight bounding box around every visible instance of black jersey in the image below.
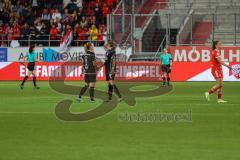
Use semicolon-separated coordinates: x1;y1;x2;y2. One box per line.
82;51;96;74
105;49;116;73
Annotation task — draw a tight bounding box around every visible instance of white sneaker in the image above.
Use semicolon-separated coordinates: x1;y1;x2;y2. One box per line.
217;99;228;103
118;97;123;102
205;92;210;101
76;97;83;103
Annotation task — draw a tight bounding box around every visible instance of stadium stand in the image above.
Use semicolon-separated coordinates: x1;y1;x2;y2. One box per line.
0;0;119;47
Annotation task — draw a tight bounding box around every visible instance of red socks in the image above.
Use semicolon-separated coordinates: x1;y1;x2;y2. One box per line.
208;86;223;99
208;86;222;95
217;91;222;99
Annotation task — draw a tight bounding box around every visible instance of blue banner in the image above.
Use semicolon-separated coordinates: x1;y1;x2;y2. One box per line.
42;48;59;62
0;48;7;62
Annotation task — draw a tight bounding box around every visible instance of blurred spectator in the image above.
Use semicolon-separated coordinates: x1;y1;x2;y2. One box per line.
52;0;63;9
50;24;58;46
13;21;20;40
75;0;83;8
70;10;78;25
62;8;70;23
43;0;52;9
52;9;62;23
89;24;98;46
63;0;71;8
98;24;106;46
94;3;102;24
80;16;87;28
0;0;117;47
66;0;78;14
64;0;82;9
0;2;3;23
29;25;38;45
49;19;54;29
0;23;5;46
77;7;85;22
102;3;110;16
77;26;88;46
56;18;62;33
20;23;30;46
62;24;67;35
106;0;113;7
36;22;42;32
32;0;39;10
102;3;110;24
39;23;49;46
73;23;79;45
6;23;14;42
25;10;35;25
41;9;51;22
89;16;99;27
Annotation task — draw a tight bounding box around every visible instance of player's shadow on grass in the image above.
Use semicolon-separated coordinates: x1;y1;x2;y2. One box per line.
49;62;173;122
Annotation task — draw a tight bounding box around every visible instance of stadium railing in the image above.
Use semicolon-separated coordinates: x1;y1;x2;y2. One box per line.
0;33;110;47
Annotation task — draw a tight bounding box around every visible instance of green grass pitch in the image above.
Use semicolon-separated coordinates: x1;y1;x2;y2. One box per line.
0;81;240;160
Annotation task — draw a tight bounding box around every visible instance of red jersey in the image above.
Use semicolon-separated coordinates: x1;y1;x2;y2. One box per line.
50;28;58;39
77;28;88;40
0;26;6;41
211;49;223;79
0;26;4;35
106;0;113;6
13;25;20;39
102;6;110;16
7;27;14;40
211;49;222;71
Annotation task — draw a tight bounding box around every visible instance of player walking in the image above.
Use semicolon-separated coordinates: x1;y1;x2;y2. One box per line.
20;45;40;90
205;41;232;103
104;41;122;102
160;47;172;86
77;42;97;102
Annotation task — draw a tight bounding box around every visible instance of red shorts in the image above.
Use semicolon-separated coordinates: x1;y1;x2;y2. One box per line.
212;69;223;79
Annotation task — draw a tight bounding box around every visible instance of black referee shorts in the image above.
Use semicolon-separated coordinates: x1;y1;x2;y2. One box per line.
27;62;35;71
161;64;171;73
84;73;96;83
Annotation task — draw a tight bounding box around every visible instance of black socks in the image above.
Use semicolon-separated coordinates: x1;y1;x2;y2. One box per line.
79;85;89;98
112;84;122;98
21;76;29;85
89;87;95;100
108;84;113;100
33;76;37;87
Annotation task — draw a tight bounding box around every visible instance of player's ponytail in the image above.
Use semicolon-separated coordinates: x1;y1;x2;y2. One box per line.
29;45;35;54
109;41;116;50
212;41;219;50
84;42;93;53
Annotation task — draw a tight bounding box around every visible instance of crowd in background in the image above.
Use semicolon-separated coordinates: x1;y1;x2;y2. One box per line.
0;0;119;47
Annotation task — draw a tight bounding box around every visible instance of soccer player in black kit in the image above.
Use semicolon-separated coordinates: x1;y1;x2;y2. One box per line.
104;41;122;102
77;42;97;102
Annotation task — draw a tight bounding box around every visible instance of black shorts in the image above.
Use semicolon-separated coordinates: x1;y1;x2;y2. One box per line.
161;64;171;73
85;74;96;83
106;72;115;81
27;62;35;71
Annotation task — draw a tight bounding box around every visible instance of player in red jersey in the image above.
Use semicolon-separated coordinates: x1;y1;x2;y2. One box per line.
205;41;232;103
